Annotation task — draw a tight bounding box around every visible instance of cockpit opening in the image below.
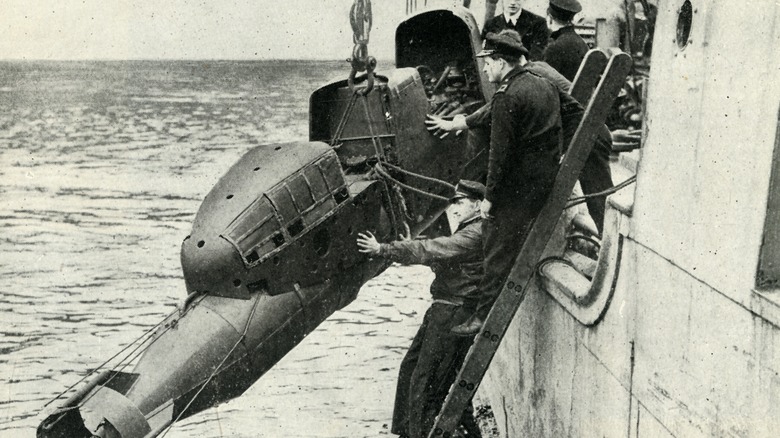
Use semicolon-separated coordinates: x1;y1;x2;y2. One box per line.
396;9;489;117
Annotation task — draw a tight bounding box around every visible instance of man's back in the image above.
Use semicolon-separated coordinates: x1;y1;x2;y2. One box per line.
543;26;589;81
487;66;562;207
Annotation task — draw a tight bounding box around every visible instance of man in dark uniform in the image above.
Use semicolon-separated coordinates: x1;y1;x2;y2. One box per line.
543;0;589;81
427;28;613;234
440;32;562;335
482;0;550;61
357;180;486;438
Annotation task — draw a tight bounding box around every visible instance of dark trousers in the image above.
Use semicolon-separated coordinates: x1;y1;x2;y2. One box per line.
562;111;614;234
391;302;482;438
474;197;544;320
579;127;614;234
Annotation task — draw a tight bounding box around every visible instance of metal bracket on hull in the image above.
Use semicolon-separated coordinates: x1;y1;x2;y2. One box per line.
537;206;625;326
428;51;633;438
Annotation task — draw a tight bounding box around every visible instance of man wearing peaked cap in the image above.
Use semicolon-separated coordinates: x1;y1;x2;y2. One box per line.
550;0;582;19
543;0;589;81
450;179;486;202
357;179;485;438
447;28;563;336
429;27;613;241
475;30;530;59
481;0;550;61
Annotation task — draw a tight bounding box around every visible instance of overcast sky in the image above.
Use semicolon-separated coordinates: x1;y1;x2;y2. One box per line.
0;0;418;60
0;0;624;61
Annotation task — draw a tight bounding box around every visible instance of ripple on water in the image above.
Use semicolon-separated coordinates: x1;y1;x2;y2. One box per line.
0;60;436;438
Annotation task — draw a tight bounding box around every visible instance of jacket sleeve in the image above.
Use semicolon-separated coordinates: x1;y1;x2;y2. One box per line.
485;92;517;201
465;101;492;129
379;224;482;266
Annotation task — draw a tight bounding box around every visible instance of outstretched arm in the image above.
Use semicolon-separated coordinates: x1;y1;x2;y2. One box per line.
356;231;381;256
425;114;467;138
363;225;481;266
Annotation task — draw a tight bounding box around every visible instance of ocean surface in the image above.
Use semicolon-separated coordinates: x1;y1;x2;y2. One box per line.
0;60;434;438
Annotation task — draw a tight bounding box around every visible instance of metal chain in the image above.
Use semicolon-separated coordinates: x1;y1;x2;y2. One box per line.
348;0;376;95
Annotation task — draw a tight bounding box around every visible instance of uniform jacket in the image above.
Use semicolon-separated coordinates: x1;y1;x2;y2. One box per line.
481;66;562;207
465;61;611;168
525;62;613;157
379;216;483;302
482;10;550;61
543;26;589;82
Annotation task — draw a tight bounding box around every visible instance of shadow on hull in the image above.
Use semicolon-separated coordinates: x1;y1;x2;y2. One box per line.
38;7;492;438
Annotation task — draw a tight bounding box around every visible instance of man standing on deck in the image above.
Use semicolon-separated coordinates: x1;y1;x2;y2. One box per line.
357;180;485;438
482;0;550;61
543;0;589;82
426;29;614;235
432;31;563;336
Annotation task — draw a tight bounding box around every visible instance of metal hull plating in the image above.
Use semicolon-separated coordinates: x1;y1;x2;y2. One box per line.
475;1;780;437
39;7;493;437
38;141;393;436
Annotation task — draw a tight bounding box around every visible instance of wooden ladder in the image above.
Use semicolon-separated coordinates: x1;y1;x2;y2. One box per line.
427;50;633;438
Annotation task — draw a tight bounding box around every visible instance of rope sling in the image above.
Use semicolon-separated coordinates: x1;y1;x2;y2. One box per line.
42;4;637;434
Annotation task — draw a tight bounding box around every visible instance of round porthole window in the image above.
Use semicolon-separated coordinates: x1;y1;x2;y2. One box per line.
676;0;693;49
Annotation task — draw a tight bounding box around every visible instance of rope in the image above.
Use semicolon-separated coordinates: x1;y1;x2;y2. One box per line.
77;322;177;409
565;175;636;209
378;178;402;239
391;184;412;238
331;92;359;146
43;307;179;408
382;161;457;192
567;234;602;250
77;294;210;409
373;163;451;203
158;294;263;438
361;95;384;158
372;162;460;239
374;165;411;238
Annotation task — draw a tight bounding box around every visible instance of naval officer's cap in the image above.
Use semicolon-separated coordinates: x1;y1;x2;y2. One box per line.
450;180;486;202
476;30;530;59
549;0;582;21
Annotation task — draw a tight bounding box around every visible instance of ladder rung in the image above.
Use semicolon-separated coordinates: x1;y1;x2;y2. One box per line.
427;51;633;438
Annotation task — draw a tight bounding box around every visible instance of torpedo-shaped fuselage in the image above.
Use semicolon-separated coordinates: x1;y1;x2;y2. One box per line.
37;7;489;438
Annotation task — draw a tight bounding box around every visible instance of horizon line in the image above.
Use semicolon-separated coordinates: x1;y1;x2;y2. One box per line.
0;57;397;63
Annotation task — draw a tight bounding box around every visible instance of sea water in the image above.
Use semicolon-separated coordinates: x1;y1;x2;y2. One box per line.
0;60;433;438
